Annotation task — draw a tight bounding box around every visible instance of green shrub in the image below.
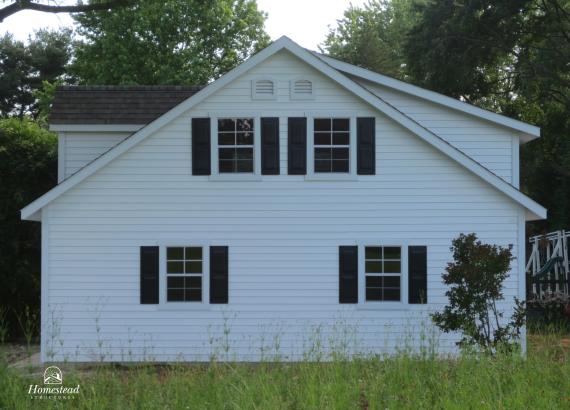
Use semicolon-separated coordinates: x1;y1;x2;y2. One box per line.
432;233;525;352
0;118;57;340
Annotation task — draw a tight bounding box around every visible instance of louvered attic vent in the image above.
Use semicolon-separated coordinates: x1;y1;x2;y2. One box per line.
252;79;276;100
291;79;314;100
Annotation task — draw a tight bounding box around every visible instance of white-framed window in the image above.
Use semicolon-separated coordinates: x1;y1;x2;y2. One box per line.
359;244;407;303
165;246;205;302
217;118;255;173
313;118;350;173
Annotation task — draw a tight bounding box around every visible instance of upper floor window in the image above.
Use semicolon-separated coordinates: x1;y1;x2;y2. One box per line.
364;246;401;302
166;246;203;302
314;118;350;173
218;118;254;173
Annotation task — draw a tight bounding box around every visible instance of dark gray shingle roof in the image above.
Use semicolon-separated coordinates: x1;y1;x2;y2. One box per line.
50;85;204;124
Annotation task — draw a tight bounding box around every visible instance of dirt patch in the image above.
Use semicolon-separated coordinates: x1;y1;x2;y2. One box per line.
1;344;39;365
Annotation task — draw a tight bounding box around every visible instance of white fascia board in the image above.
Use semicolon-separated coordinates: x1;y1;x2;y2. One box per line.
49;124;145;132
20;36;547;222
315;53;540;141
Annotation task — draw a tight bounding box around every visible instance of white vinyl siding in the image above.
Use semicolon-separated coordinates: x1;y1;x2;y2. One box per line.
60;132;131;180
354;78;516;185
42;50;523;362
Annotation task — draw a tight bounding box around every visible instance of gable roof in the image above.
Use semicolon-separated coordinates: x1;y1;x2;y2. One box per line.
21;36;546;221
50;85;202;124
313;53;540;143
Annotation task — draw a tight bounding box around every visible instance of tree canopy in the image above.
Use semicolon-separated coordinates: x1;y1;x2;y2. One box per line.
0;30;73;117
322;0;424;80
71;0;270;86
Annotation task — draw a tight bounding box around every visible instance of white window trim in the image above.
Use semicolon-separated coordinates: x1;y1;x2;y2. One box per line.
209;114;262;180
356;241;409;310
305;113;358;181
158;243;211;310
251;77;277;100
290;76;315;100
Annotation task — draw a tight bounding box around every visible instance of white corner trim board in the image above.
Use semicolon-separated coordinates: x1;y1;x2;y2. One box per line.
21;36;546;222
313;52;540;142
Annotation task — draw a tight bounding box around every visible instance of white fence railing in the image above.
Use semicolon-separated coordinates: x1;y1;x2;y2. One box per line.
526;230;570;296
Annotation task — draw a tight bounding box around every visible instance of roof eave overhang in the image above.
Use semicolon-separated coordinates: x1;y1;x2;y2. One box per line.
315;53;541;142
50;124;145;132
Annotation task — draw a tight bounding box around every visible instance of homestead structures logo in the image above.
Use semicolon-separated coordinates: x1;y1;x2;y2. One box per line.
44;366;62;384
28;366;80;400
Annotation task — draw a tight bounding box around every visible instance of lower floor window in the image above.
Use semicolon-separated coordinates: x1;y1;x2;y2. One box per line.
166;246;203;302
365;246;401;301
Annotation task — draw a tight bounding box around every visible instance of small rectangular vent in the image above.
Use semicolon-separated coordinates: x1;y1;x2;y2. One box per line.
252;79;276;100
291;79;314;100
294;80;312;94
256;80;273;94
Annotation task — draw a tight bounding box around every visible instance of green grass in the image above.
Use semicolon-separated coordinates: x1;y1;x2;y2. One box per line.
1;331;569;409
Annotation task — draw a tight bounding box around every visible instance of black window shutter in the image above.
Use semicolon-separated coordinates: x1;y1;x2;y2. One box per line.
192;118;211;175
339;246;358;303
210;246;229;304
408;246;427;304
288;117;307;175
261;117;280;175
357;117;375;175
140;246;159;304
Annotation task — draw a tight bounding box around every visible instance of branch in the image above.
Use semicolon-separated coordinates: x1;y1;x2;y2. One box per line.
492;299;501;329
0;0;132;22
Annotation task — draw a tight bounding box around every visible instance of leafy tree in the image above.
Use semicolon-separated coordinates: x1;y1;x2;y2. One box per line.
405;1;527;109
321;0;425;80
71;0;270;86
0;118;57;339
0;29;73;117
405;0;570;234
432;234;526;351
33;80;61;125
